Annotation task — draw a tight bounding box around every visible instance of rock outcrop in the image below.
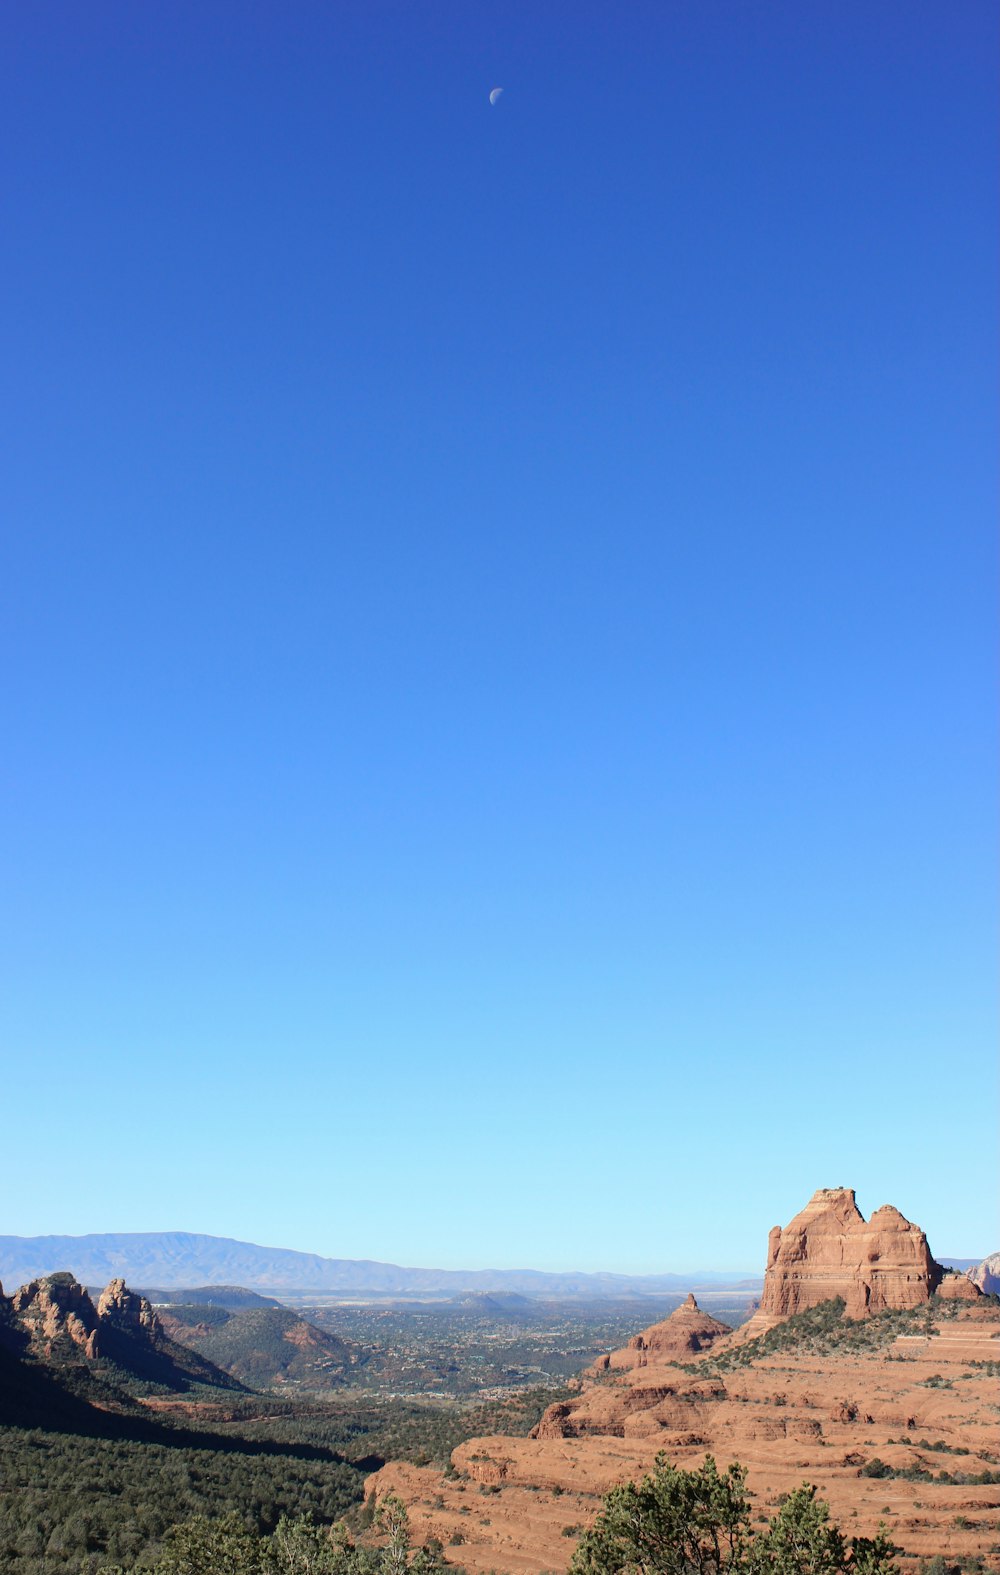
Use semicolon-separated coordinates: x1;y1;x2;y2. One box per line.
589;1295;731;1374
11;1273;167;1360
11;1273;102;1359
368;1188;996;1573
936;1268;982;1302
738;1187;974;1337
96;1278;162;1338
371;1295;1000;1573
6;1270;247;1393
971;1252;1000;1296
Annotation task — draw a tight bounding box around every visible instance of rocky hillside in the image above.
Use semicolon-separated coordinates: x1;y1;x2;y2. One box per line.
587;1293;731;1373
368;1189;998;1574
8;1272;102;1360
158;1302;354;1390
0;1272;244;1398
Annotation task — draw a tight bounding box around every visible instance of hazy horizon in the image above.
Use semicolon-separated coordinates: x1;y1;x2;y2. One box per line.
0;1222;762;1285
1;1224;756;1273
0;1206;988;1281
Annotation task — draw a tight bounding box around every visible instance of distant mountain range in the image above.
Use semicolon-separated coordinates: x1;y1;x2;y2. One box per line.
0;1232;761;1299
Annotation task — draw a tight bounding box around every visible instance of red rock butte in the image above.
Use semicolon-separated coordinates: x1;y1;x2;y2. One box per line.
368;1187;993;1573
739;1186;978;1339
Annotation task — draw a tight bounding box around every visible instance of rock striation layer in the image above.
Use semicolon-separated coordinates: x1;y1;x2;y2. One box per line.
736;1187;978;1338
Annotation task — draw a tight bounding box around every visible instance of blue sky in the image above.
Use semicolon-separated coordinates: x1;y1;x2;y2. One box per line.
2;1;996;1272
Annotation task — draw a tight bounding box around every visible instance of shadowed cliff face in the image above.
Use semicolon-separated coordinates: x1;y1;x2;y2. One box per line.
3;1272;244;1392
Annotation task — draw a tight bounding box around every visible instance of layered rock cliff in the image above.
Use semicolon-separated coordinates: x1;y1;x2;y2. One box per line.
739;1187;978;1336
971;1251;1000;1296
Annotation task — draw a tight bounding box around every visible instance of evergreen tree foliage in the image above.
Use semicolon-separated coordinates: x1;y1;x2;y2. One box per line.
97;1493;448;1575
569;1455;900;1575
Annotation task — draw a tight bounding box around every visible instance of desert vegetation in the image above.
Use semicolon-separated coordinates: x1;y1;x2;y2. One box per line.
569;1454;901;1573
695;1296;981;1376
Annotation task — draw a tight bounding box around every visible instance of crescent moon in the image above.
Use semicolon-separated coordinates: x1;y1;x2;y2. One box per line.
489;87;503;105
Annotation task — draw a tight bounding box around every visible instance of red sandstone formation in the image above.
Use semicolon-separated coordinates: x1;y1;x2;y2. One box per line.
937;1269;982;1301
738;1187;977;1338
371;1301;1000;1573
589;1295;731;1374
369;1189;995;1574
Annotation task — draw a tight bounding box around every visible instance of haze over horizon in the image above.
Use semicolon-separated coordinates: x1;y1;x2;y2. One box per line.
0;1227;766;1292
0;1217;983;1291
3;3;996;1272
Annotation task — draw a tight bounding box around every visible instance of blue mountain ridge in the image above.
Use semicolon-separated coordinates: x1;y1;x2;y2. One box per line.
0;1231;761;1298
